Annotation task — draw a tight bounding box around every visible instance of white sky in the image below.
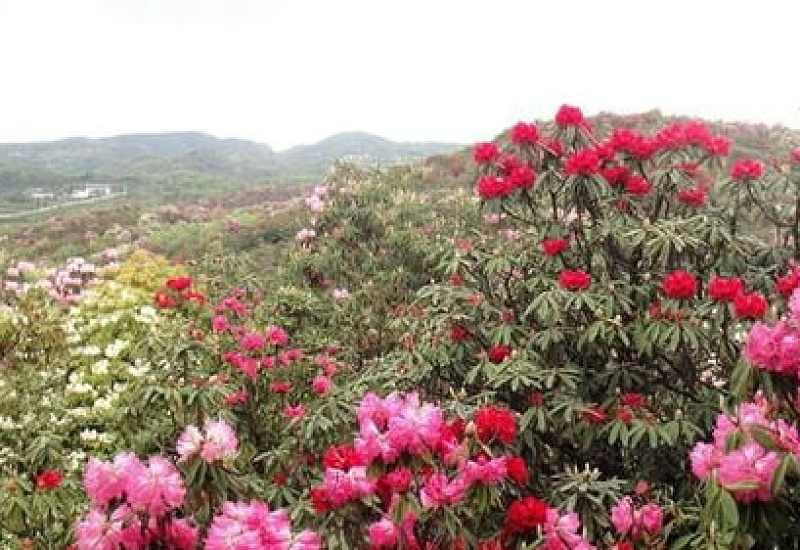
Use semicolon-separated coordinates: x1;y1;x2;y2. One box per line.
0;0;797;150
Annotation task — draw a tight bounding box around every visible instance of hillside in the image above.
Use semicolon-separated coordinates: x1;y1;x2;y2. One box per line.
276;131;462;174
0;131;462;191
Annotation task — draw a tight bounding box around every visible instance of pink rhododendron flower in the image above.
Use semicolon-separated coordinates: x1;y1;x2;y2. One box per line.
266;325;289;347
212;315;229;333
420;472;467;508
126;456;186;516
368;518;400;549
285;404;307;419
311;375;333;394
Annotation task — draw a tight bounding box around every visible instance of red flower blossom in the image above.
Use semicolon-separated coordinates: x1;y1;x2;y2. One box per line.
791;148;800;165
555;105;585;128
505;496;549;533
558;269;591;291
310;486;332;513
610;128;654;159
529;392;545;407
35;469;63;490
510;122;539;146
474;142;500;164
487;345;512;364
601;165;631;187
154;291;178;309
731;158;764;181
476;175;514;200
508;165;536;189
616;408;634;425
450;324;471;342
496;154;522;175
166;276;192;291
708;276;744;303
564;149;600;176
620;392;647;409
624;176;652;196
541;237;569;257
776;270;800;298
474;405;516;445
505;457;529;486
677;187;708;207
661;270;697;300
733;291;767;320
322;445;365;471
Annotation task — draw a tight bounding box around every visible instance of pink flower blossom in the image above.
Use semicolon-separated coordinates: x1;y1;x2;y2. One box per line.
311;375;333;394
285;404;307;419
266;326;289;347
367;518;400;549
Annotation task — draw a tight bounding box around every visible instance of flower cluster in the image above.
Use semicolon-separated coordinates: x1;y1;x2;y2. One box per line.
205;501;320;550
153;276;206;309
75;452;196;549
610;496;664;541
690;395;799;503
305;185;329;213
310;392;530;549
176;418;239;463
742;289;800;378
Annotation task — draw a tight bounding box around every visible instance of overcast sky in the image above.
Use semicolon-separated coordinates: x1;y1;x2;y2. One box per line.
0;0;797;150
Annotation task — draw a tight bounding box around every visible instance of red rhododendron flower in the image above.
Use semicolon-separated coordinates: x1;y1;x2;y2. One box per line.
620;392;647;409
564;149;600;176
474;405;516;445
558;269;591;291
508;165;536;189
791;148;800;165
35;469;63;490
601;165;631;187
166;276;192;291
154;291;178;309
677;187;708;207
731;158;764;181
733;291;767;320
510;122;539;146
541;237;569;257
476;175;514;200
473;142;500;164
610;128;655;159
776;269;800;298
505;457;528;485
624;176;652;196
322;445;365;471
555;105;585;128
450;324;471;342
661;270;698;300
708;276;744;303
616;408;634;425
504;496;549;533
496;154;522;175
310;486;332;513
487;345;512;364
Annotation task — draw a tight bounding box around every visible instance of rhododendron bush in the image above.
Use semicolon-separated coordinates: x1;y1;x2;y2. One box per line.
5;108;800;549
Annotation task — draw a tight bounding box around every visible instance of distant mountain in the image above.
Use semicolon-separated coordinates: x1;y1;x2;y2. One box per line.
277;131;462;172
0;131;463;193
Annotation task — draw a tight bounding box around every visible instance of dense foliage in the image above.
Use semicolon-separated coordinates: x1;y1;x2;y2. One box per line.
3;107;800;549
